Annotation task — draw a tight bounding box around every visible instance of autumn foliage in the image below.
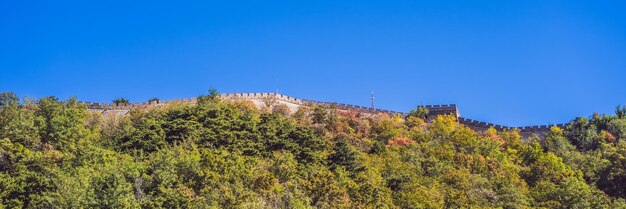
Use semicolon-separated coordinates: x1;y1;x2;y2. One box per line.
387;137;416;146
1;92;626;208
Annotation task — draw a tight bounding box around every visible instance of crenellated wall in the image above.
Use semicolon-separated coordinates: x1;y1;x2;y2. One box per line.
83;92;569;137
457;117;567;137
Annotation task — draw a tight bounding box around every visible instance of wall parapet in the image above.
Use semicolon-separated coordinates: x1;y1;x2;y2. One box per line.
458;117;568;134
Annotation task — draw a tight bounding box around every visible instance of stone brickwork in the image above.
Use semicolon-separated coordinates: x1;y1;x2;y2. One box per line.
82;92;568;137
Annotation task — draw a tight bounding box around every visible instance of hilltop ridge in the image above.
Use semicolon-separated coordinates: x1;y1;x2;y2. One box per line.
83;92;567;137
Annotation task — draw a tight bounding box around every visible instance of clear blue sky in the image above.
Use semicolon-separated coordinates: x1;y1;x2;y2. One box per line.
1;0;625;126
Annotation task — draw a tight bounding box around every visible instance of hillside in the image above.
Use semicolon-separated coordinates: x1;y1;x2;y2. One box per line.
2;91;626;208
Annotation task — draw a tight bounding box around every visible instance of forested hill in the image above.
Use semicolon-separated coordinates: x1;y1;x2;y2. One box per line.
2;92;626;208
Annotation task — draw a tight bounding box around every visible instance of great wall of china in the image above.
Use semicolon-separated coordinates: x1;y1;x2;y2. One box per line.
83;93;567;137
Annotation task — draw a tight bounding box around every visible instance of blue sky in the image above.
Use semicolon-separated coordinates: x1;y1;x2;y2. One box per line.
1;0;625;126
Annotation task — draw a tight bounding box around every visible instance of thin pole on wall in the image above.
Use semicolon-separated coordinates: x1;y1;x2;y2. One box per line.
371;91;375;112
275;78;279;94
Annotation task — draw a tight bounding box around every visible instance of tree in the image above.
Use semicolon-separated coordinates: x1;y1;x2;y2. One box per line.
543;126;575;155
113;98;130;106
148;98;160;104
565;117;601;151
311;106;327;125
197;88;220;104
596;142;626;197
617;105;626;119
0;92;19;108
35;96;90;153
328;138;364;175
0;92;39;148
207;88;219;99
269;151;297;183
608;119;626;142
407;106;429;120
116;110;166;153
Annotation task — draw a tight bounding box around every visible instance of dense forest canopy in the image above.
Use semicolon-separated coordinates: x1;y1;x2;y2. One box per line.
1;91;626;208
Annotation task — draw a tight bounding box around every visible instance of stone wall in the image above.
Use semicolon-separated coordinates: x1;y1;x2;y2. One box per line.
82;92;569;137
458;117;567;137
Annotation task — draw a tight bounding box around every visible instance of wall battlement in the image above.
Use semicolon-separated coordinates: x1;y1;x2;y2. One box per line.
457;117;567;136
83;92;569;136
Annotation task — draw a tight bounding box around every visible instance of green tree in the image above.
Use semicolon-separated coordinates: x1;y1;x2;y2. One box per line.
197;88;220;104
608;119;626;142
113;98;130;105
35;96;91;153
148;98;160;104
328;138;364;175
407;106;429;120
616;105;626;119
